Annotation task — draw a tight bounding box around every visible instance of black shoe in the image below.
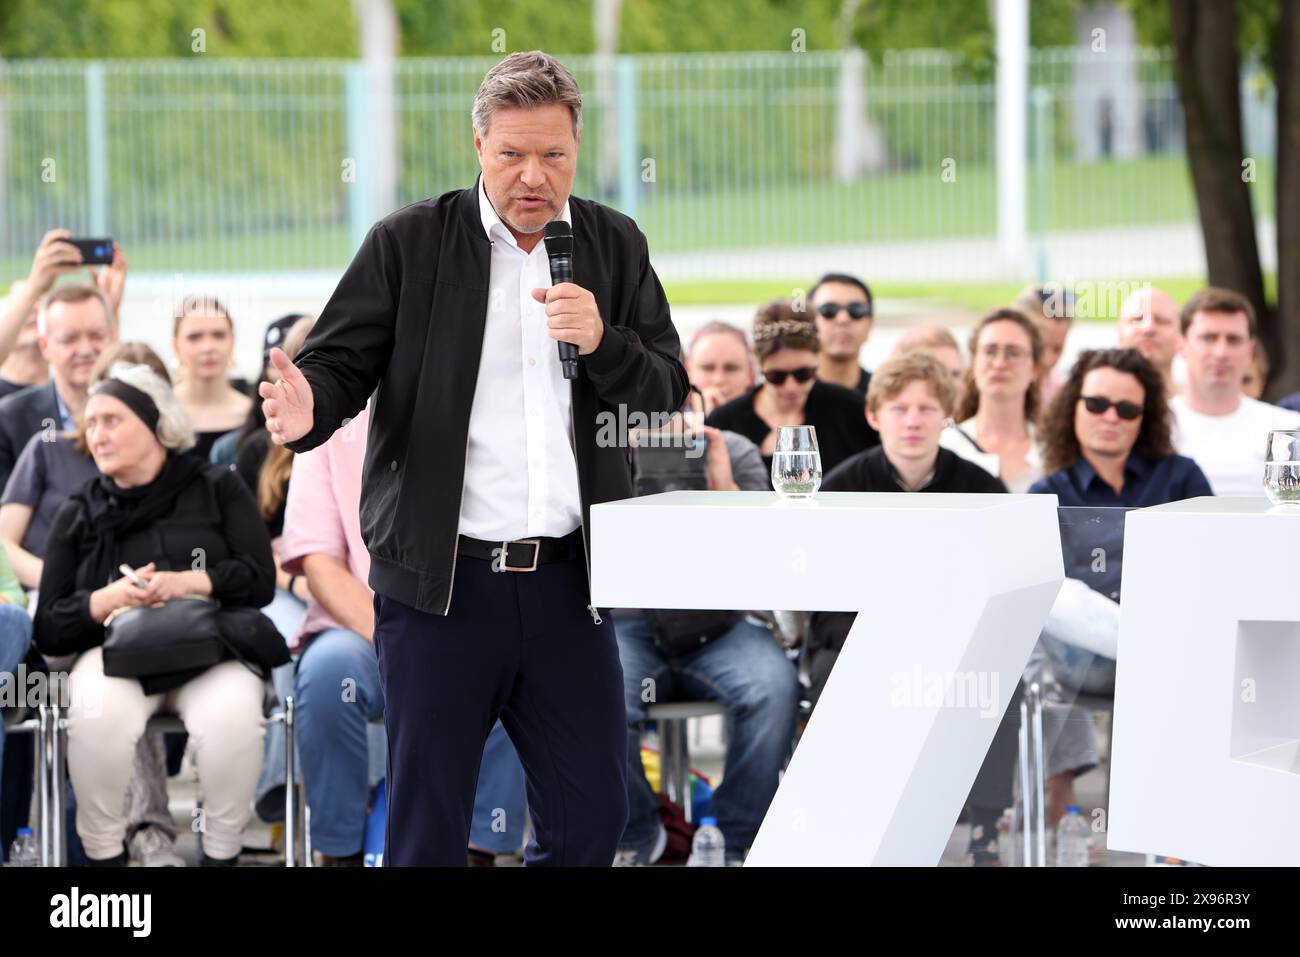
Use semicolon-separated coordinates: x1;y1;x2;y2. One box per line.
199;848;240;867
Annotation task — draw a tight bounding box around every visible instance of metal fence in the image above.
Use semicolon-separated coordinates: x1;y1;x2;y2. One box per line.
0;48;1277;285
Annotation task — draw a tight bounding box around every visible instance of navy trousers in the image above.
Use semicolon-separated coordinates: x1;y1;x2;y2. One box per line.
374;550;628;866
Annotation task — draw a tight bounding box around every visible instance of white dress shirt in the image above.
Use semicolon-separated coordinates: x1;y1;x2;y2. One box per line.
457;177;583;541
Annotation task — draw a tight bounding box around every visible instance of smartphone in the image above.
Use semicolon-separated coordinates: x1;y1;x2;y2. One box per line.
67;238;115;265
118;563;149;589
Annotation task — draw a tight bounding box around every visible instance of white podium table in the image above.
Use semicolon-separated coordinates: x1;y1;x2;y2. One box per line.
1108;496;1300;866
591;490;1063;866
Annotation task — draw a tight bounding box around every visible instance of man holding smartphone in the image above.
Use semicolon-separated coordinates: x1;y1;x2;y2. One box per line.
260;52;688;866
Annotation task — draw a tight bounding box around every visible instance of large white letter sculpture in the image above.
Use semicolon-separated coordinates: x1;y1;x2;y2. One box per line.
1108;497;1300;866
591;490;1063;866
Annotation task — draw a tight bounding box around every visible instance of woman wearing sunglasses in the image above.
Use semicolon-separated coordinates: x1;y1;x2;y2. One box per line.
940;307;1045;493
705;300;878;480
1027;347;1211;837
1033;347;1211;506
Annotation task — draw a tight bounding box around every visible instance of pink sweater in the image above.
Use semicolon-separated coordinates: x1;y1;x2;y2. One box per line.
280;406;370;651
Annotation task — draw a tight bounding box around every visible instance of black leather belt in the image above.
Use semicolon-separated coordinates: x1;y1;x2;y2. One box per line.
456;529;583;572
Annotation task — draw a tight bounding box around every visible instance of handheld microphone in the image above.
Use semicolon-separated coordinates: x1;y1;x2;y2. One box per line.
544;220;579;380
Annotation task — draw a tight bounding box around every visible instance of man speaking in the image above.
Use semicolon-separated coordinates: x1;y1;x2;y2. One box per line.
260;51;688;865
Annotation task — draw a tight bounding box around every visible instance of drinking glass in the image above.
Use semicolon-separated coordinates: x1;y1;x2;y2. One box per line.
771;426;822;499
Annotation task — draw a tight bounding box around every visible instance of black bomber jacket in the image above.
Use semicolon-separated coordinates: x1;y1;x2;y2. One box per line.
287;183;689;617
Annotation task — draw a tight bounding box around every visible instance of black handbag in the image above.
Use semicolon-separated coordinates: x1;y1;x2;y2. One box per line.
216;606;291;678
101;596;224;679
643;608;740;658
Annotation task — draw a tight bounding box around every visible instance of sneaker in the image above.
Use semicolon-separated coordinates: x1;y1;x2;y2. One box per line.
612;822;667;866
129;826;184;868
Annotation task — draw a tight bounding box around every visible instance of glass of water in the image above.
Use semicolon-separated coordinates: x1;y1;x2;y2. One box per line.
1264;430;1300;505
772;425;822;499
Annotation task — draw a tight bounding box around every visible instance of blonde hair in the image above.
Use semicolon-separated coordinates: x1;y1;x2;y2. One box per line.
867;351;957;416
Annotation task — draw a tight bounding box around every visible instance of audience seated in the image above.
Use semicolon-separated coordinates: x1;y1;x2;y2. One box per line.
1168;288;1300;496
706;299;878;478
940;307;1045;493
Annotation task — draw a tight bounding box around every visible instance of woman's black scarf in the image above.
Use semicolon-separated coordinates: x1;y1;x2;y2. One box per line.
75;450;210;589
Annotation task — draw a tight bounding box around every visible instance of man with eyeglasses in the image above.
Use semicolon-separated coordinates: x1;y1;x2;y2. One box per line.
810;272;874;395
0;284;117;490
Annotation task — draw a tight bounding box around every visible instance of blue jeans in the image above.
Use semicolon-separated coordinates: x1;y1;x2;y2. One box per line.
616;614;798;858
295;627;387;857
0;604;34;771
295;626;528;856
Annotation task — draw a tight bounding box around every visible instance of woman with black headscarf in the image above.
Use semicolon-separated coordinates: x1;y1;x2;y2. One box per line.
35;361;276;866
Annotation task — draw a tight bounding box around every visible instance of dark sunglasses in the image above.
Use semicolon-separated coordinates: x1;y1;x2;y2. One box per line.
1080;395;1143;420
816;301;872;320
763;366;817;386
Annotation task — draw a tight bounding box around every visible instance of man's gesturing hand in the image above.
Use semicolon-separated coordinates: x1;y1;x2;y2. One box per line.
531;283;605;356
259;347;315;446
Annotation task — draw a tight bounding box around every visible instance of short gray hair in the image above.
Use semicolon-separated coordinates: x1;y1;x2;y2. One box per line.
92;361;196;453
472;51;583;138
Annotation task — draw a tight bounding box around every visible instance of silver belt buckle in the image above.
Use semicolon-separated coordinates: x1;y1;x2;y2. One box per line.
500;538;541;572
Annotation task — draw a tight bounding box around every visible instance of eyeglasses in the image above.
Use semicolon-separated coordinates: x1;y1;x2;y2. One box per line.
763;367;817;386
815;302;872;321
1079;395;1144;420
978;343;1031;362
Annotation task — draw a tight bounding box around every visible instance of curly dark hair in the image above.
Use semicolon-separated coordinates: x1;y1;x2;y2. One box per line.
1039;347;1174;474
954;307;1044;422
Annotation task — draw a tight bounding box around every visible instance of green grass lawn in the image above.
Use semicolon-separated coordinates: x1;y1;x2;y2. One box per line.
0;154;1272;283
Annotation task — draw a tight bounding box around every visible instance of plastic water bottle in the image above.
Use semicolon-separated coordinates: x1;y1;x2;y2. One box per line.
7;827;38;867
688;817;725;867
1055;805;1089;867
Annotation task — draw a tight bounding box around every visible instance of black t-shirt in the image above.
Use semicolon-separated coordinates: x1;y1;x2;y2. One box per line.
808;446;1008;693
704;380;879;481
821;445;1008;495
853;367;871;397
